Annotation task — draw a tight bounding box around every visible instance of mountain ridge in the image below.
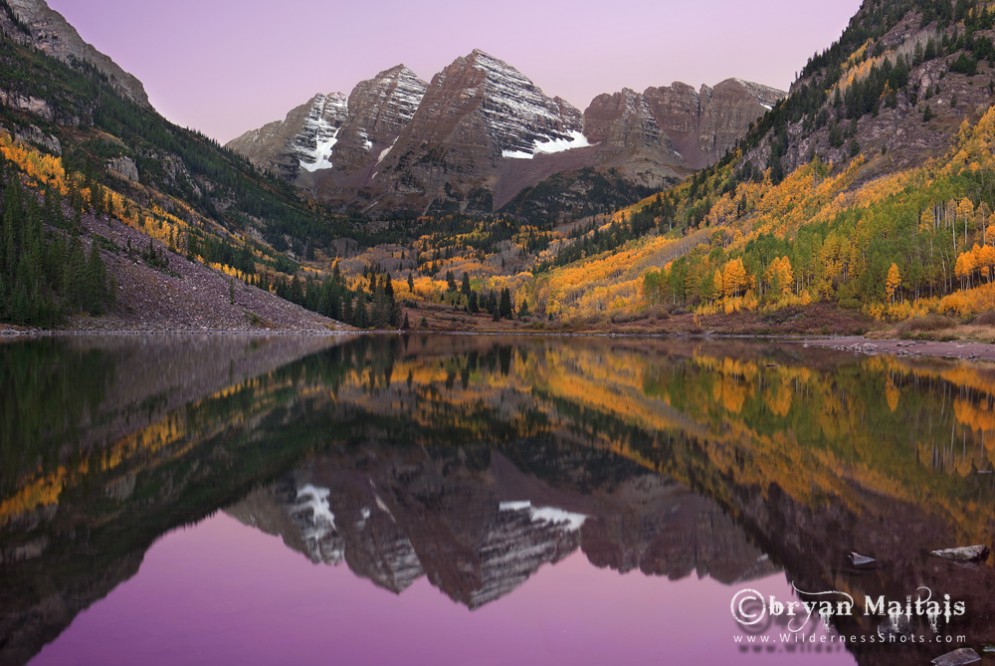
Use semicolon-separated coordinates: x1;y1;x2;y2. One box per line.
227;49;785;217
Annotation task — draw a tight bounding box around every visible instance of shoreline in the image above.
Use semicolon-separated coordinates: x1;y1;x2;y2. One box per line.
5;324;995;363
0;327;356;339
797;335;995;362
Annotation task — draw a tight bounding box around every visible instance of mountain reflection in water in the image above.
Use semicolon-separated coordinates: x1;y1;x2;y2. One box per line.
0;334;993;666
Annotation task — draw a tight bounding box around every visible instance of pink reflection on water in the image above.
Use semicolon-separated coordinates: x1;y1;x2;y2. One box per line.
31;513;855;666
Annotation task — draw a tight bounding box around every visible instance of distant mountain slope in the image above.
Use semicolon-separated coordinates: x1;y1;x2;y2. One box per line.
508;78;785;222
228;65;429;184
585;79;785;170
228;50;784;218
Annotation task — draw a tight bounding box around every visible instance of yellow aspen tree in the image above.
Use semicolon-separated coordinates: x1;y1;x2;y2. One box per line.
885;263;901;304
779;257;794;297
971;243;985;273
955;251;976;288
765;257;794;299
945;199;958;228
978;244;995;281
957;198;975;248
957;198;975;224
723;258;749;298
977;203;991;245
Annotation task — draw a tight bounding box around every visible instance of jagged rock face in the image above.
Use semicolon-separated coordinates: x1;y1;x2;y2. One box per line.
291;92;348;173
107;155;139;182
696;80;781;165
227;67;427;181
644;82;701;138
1;0;150;107
584;88;666;151
227;92;348;180
390;50;583;158
333;65;428;173
370;49;587;212
588;79;785;170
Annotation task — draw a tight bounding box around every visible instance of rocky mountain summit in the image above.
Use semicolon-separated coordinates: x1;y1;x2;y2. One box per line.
228;49;784;216
0;0;149;106
228;92;349;180
585;79;784;169
227;65;429;183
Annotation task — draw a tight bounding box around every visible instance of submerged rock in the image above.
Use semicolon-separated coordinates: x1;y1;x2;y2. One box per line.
931;648;981;666
929;545;990;563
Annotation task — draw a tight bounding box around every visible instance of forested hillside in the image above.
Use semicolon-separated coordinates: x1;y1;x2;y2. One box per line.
630;0;995;324
0;2;399;329
471;0;995;329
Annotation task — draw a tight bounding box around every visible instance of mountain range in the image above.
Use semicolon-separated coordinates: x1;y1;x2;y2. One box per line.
228;50;784;217
4;0;995;336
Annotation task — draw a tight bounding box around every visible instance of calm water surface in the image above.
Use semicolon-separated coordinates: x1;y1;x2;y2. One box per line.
1;335;993;666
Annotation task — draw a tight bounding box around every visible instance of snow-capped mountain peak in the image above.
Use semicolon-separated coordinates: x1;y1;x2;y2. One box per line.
456;49;584;157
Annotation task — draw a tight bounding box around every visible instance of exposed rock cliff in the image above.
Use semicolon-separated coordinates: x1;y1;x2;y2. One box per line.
0;0;149;107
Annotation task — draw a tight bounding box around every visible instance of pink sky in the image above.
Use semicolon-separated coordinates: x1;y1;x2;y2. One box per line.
46;0;864;143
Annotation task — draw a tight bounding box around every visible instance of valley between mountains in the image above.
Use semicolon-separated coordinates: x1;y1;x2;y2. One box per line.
4;0;995;344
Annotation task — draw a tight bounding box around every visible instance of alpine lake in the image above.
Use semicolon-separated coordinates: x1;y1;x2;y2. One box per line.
1;334;994;666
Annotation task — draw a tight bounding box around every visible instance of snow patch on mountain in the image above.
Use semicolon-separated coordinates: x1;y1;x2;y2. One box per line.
467;50;583;156
297;93;348;172
291;483;344;563
378;138;398;163
499;500;587;531
296;484;337;530
502;130;593;159
731;78;786;108
359;130;373;151
302;128;340;172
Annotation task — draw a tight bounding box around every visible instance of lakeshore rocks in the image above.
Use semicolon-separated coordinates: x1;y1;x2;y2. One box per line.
929;545;990;563
931;648;981;666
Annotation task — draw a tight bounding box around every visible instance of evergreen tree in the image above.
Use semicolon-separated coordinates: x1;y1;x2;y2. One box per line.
354;298;369;328
84;240;108;314
499;288;513;319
